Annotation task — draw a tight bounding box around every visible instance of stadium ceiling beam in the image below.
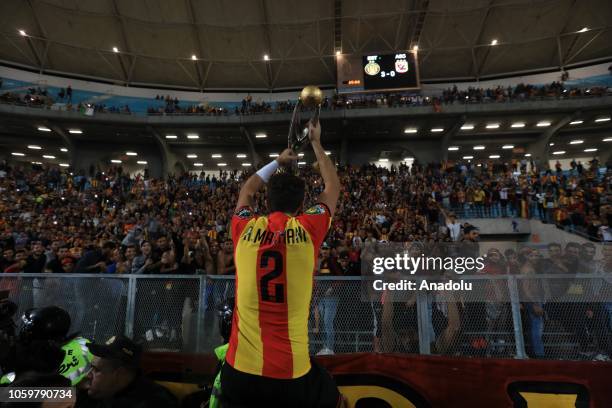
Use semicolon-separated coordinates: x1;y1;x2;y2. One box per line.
48;124;76;166
146;126;184;179
185;0;205;90
441;116;466;161
240;127;262;168
333;0;342;53
1;33;38;67
26;0;51;72
530;113;579;163
564;29;604;66
554;0;577;69
403;0;429;51
110;0;133;84
472;0;495;79
260;0;274;89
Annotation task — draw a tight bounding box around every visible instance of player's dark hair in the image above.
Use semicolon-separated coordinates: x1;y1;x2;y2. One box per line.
267;172;305;214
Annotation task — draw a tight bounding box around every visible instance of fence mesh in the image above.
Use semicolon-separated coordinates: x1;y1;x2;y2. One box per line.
1;273;611;360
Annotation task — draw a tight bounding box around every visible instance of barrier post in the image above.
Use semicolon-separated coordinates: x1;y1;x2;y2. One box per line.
416;288;432;355
508;275;527;359
124;275;137;339
196;275;207;353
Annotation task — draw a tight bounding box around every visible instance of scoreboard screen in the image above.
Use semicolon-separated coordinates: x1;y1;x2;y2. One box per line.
337;51;420;93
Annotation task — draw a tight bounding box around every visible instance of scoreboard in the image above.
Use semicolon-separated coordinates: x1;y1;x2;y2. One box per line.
337;51;420;93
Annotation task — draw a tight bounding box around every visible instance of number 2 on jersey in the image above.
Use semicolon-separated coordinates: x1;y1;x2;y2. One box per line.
259;250;284;303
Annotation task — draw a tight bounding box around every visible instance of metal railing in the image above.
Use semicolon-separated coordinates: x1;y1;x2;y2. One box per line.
1;273;610;360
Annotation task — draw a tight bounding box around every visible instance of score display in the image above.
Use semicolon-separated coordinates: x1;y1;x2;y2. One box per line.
337;51;420;93
362;53;418;90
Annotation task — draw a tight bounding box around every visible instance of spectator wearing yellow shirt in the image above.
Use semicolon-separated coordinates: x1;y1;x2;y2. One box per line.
473;187;485;217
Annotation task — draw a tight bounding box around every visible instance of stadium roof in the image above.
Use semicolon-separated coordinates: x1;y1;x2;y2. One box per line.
1;0;611;90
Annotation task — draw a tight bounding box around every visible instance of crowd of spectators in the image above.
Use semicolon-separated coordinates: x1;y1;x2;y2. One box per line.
2;76;610;117
0;158;609;277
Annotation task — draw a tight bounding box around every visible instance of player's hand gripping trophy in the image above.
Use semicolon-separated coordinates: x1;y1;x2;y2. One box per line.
287;85;323;172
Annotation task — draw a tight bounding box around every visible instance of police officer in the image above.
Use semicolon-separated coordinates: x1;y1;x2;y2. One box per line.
1;306;93;387
209;297;234;408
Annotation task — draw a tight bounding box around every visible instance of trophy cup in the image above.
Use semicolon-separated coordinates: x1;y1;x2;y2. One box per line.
287;85;323;153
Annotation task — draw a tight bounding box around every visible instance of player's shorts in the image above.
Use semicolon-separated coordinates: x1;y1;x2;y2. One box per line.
219;359;342;408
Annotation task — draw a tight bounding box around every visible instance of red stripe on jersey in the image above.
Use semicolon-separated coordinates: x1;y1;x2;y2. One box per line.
226;270;239;367
256;212;293;378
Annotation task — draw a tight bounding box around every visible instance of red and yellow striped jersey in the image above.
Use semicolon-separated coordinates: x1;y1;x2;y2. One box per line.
226;203;331;379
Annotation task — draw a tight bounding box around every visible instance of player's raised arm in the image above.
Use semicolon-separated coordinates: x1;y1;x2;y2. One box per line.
309;121;340;218
235;148;298;211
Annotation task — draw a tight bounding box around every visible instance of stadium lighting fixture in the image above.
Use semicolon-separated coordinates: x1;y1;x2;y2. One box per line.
431;128;444;133
165;135;177;139
27;145;42;150
552;151;565;155
11;152;25;156
236;154;247;158
110;159;122;163
413;45;419;52
217;163;227;166
335;50;341;56
242;163;252;167
211;154;222;158
604;138;612;142
595;117;611;122
537;121;551;127
112;47;119;53
502;145;514;149
186;154;198;158
447;146;459;151
549;142;555;146
137;161;148;165
404;128;418;134
473;145;485;150
68;129;82;134
263;54;269;61
569;120;583;125
584;148;597;152
59;163;69;167
191;54;197;60
255;133;267;138
578;27;589;33
37;126;51;132
269;153;279;158
569;140;583;144
491;39;498;46
403;157;414;161
297;161;306;165
298;153;304;157
32;162;43;165
60;148;68;152
463;156;474;160
524;153;532;157
193;163;203;167
126;151;137;156
511;122;525;128
187;134;199;139
460;124;474;130
378;158;389;162
18;29;27;36
325;151;331;155
489;155;500;159
485;123;500;129
42;155;55;159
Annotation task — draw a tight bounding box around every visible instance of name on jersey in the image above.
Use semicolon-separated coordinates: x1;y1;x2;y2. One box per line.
241;226;309;245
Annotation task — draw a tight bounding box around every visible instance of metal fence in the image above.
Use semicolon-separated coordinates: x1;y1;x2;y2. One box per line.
1;273;611;360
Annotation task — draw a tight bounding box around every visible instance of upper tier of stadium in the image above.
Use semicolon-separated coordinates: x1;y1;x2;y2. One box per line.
1;0;611;90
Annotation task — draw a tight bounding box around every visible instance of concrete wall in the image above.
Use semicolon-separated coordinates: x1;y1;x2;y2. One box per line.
461;218;531;236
